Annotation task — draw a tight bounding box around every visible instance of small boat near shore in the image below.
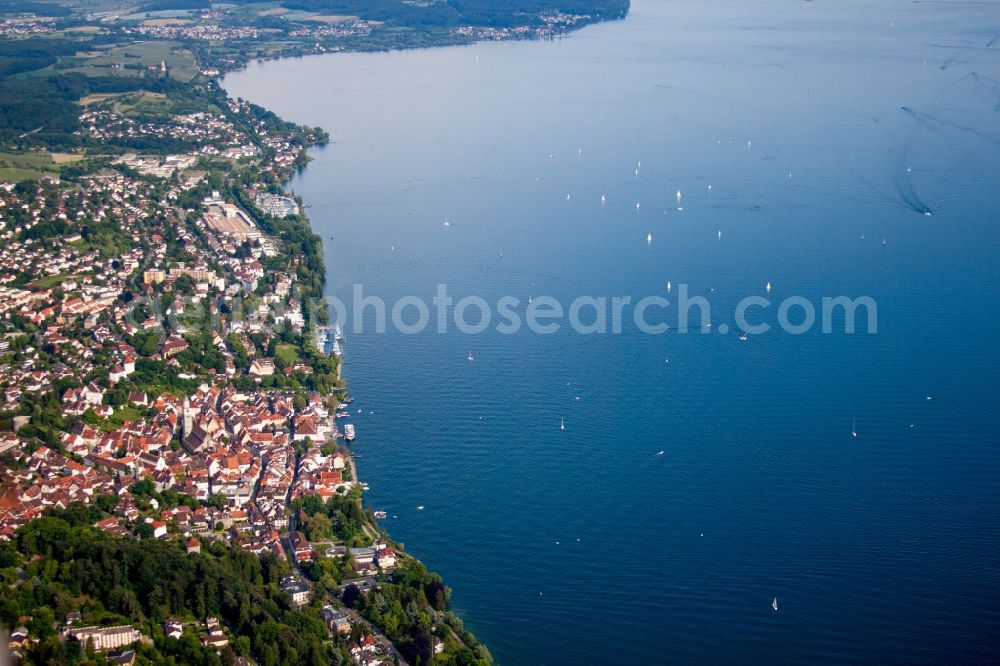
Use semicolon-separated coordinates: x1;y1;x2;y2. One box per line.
344;424;356;441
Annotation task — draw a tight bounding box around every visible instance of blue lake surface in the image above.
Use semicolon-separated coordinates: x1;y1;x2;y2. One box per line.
224;1;1000;662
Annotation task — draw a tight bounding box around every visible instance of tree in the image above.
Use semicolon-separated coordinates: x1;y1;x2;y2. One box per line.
342;583;361;609
402;632;434;666
28;606;55;639
424;580;448;612
305;512;332;541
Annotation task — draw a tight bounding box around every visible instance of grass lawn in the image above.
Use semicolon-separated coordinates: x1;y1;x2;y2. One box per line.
275;343;299;364
0;167;50;181
50;152;83;164
305;14;358;24
79;92;127;105
110;405;141;424
0;150;82;179
28;273;82;290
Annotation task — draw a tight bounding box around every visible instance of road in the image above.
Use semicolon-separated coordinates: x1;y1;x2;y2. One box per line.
283;448;408;665
339;605;410;666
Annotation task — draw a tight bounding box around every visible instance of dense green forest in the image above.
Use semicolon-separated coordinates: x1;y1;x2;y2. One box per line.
0;2;72;17
2;510;341;666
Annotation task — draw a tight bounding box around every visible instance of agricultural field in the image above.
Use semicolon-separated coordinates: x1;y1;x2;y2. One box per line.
0;150;74;180
49;40;199;82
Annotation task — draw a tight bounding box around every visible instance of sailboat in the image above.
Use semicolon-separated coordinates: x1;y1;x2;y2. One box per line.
852;419;857;438
467;350;474;362
772;597;778;612
560;418;565;431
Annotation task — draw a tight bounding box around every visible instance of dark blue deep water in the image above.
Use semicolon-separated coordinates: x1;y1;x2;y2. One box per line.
225;1;1000;662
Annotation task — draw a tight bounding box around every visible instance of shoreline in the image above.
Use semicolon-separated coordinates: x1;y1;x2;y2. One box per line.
224;16;628;656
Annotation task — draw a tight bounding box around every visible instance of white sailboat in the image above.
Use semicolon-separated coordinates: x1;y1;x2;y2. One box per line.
772;597;778;612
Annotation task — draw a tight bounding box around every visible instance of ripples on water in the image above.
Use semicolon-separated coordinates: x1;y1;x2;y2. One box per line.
225;0;1000;662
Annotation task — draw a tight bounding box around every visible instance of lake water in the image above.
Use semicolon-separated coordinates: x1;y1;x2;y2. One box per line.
224;1;1000;662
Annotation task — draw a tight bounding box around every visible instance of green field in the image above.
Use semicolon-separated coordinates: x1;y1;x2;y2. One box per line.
48;40;199;82
275;343;299;364
0;151;61;181
27;273;83;290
